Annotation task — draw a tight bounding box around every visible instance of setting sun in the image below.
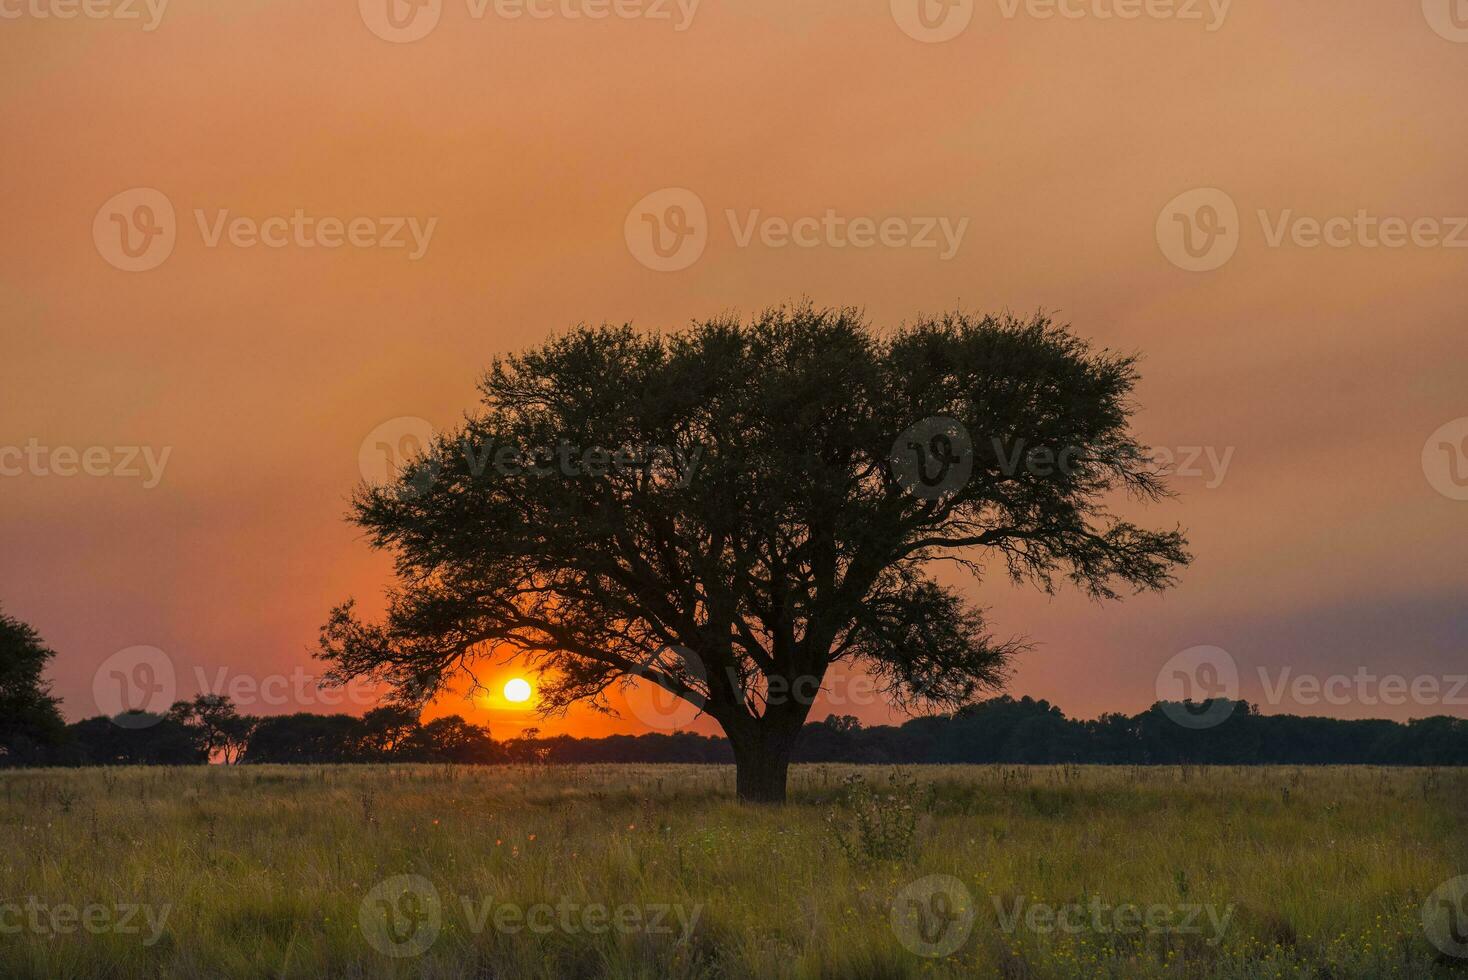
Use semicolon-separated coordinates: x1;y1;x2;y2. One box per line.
503;678;532;704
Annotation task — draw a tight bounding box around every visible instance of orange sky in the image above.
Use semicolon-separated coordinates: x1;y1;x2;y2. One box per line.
3;0;1467;736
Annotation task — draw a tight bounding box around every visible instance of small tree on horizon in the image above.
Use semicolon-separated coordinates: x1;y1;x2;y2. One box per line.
317;306;1189;802
168;693;256;764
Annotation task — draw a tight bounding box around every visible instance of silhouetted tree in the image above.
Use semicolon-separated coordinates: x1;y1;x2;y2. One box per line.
318;306;1190;801
0;607;67;766
243;713;365;763
405;715;502;763
66;712;205;765
503;727;549;764
169;694;255;763
358;706;420;759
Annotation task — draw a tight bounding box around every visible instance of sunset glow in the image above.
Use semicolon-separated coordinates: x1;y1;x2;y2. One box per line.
3;1;1465;742
503;678;532;704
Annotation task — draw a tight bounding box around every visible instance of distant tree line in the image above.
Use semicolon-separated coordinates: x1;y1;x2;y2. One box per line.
5;608;1465;768
790;697;1468;766
9;695;1468;768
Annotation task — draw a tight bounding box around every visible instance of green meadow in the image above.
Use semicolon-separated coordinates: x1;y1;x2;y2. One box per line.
0;764;1463;978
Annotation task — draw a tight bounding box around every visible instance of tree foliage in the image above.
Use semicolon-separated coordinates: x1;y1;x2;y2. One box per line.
0;607;67;766
317;306;1190;800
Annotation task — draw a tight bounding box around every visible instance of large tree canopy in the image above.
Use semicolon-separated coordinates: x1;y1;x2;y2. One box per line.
319;306;1189;801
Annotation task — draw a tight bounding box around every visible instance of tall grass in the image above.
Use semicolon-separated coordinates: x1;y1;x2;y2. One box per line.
0;764;1462;978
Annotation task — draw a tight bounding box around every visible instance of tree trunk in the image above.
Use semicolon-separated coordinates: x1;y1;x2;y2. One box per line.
730;729;796;804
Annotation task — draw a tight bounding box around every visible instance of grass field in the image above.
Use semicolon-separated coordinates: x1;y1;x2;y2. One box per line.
1;764;1464;978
